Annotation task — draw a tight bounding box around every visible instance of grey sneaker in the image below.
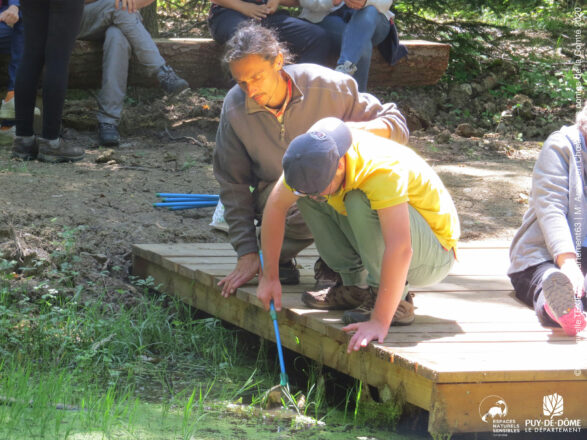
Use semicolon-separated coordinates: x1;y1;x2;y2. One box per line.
11;135;38;160
302;282;373;310
342;291;415;326
157;65;189;95
279;259;300;285
335;61;358;76
37;137;84;163
313;257;341;290
98;122;120;147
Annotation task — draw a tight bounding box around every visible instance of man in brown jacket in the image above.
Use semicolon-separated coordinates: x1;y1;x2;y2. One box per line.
214;22;409;297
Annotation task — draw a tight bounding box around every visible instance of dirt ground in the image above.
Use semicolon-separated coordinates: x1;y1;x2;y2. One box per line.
0;82;548;297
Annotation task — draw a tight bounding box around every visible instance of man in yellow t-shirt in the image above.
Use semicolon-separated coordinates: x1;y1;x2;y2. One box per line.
257;117;460;353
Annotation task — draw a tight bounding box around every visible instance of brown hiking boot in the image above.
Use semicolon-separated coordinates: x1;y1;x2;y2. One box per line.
313;257;342;290
302;282;373;310
342;291;415;326
37;137;84;163
11;135;38;160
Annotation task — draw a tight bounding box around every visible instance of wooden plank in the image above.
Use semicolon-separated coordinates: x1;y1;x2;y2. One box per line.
430;380;587;434
132;254;437;410
132;241;587;436
448;248;510;276
133;248;587;382
412;275;513;292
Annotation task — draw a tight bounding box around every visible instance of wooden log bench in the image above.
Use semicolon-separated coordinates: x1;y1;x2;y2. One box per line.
0;38;449;90
131;241;587;436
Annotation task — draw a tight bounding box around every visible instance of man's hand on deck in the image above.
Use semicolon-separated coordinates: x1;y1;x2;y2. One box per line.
342;319;387;353
218;252;260;298
257;275;283;311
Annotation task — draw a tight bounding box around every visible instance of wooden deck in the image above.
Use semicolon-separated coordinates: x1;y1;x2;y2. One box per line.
132;242;587;436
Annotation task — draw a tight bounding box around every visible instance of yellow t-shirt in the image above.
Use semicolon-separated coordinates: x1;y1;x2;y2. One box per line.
327;129;460;250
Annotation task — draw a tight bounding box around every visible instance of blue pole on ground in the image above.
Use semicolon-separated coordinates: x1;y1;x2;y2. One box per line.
153;201;218;208
259;251;289;388
157;193;219;200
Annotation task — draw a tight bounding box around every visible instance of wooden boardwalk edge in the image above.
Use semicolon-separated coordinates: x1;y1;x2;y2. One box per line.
132;252;436;410
132;243;587;435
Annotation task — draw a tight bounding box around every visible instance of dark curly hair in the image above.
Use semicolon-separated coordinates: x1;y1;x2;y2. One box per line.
222;22;293;66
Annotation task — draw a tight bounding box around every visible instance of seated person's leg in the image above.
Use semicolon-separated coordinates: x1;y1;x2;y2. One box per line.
315;14;345;65
337;6;390;91
208;8;250;45
266;11;331;65
510;261;586;335
97;26;131;146
109;5;187;93
0;21;21;119
77;0;113;40
0;20;24;143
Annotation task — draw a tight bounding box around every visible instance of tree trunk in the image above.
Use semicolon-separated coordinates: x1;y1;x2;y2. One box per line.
141;2;158;38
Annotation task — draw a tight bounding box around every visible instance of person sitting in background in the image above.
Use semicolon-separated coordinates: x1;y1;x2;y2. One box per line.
208;0;331;65
0;0;23;143
508;102;587;336
78;0;188;147
12;0;85;163
299;0;407;91
214;23;409;298
257;117;459;353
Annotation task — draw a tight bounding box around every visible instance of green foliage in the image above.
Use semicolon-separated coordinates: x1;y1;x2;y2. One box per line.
395;0;566;15
0;224;413;437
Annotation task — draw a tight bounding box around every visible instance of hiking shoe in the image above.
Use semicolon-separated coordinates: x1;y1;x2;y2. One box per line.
98;122;120;147
302;282;372;310
279;259;300;285
37;137;85;163
313;257;341;290
342;291;415;326
543;269;586;336
0;98;15;119
0;98;40;119
335;61;358;76
0;125;15;146
157;65;189;95
11;135;38;160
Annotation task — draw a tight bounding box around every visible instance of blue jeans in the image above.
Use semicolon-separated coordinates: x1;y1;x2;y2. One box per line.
208;9;331;65
0;18;24;91
319;6;390;91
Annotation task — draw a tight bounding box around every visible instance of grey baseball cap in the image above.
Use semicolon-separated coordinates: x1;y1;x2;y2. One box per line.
282;117;352;195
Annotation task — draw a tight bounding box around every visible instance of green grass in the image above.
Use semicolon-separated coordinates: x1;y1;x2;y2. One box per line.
0;223;415;439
